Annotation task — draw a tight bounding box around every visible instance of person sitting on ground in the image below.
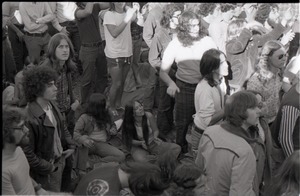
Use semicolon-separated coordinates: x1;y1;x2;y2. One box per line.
122;99;181;163
74;161;169;196
73;93;125;176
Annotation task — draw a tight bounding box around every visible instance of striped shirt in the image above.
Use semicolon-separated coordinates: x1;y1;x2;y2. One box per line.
278;105;300;157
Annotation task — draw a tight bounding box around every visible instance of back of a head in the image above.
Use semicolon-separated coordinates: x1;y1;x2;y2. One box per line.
173;163;202;189
127;162;169;196
225;91;258;127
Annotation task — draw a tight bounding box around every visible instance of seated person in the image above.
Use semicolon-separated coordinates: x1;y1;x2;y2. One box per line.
74;161;169;196
122;100;181;162
73;93;125;175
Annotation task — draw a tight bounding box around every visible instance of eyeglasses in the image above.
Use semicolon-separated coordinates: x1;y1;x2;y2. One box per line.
278;54;288;60
12;124;27;134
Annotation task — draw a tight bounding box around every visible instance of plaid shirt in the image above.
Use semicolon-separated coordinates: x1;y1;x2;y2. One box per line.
55;66;70;113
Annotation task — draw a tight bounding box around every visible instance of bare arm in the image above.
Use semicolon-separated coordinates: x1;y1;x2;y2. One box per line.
75;3;94;19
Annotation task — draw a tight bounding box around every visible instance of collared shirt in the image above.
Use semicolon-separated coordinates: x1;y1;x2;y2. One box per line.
55;66;70;113
43;104;63;159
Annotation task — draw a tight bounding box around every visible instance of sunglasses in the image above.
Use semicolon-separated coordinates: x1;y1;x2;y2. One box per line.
278;54;288;60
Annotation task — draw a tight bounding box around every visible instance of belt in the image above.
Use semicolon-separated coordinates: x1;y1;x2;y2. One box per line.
24;31;48;37
81;41;101;47
194;123;204;134
177;79;198;87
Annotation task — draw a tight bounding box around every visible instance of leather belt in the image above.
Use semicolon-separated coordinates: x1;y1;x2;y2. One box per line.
81;41;101;47
24;31;48;37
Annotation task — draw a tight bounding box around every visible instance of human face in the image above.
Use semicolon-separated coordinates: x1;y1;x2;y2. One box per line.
169;10;181;29
245;106;261;126
133;101;144;117
212;4;221;18
55;39;69;62
42;81;58;101
188;19;200;37
214;54;229;80
269;48;287;69
12;120;30;146
269;7;280;23
255;94;264;116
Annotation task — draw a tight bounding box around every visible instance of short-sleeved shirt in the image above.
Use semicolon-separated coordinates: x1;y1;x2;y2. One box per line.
162;36;217;84
74;164;122;195
75;4;101;44
103;11;132;58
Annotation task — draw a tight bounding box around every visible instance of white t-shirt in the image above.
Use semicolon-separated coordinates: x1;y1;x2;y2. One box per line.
103;11;132;58
2;147;35;195
162;36;217;84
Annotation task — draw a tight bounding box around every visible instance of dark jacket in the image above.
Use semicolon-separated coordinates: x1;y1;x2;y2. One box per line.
22;101;75;180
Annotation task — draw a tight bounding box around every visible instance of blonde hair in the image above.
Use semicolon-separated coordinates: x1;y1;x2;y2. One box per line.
227;19;246;42
256;40;284;83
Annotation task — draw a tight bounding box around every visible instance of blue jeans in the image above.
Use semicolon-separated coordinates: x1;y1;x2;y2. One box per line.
77;141;125;171
143;65;159;112
79;44;108;105
106;57;131;109
23;33;50;64
175;79;197;153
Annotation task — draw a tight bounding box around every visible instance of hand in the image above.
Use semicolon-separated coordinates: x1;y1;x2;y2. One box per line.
82;138;94;149
62;149;75;159
124;8;136;23
60;26;69;36
280;29;295;46
16;32;24;42
71;100;80;111
167;82;180;97
109;125;118;136
36;188;48;195
141;141;148;150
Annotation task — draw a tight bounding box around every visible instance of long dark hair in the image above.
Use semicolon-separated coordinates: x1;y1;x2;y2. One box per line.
85;93;111;129
265;150;300;196
122;100;149;150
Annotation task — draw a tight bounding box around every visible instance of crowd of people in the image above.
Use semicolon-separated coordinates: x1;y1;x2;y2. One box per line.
2;2;300;196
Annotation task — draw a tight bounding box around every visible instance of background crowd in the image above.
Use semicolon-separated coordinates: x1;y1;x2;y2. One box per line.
2;2;300;196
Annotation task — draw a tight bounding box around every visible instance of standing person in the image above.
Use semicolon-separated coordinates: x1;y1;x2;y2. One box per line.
148;3;184;142
160;11;217;153
246;40;287;124
2;106;47;195
122;100;181;163
2;2;28;72
19;2;64;64
191;49;228;158
195;91;262;195
264;150;300;196
39;33;80;191
48;2;82;73
142;3;166;48
75;2;110;106
73;93;125;175
271;59;300;172
208;3;236;54
22;66;76;192
103;3;136;115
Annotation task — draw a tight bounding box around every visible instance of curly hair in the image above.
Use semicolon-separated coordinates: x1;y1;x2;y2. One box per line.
227;18;247;42
84;93;111;130
160;3;184;29
43;33;76;74
197;3;217;17
220;3;236;13
176;11;205;47
224;90;258;127
200;49;226;87
255;4;279;25
256;40;284;84
23;66;58;103
2;105;27;148
121;100;149;150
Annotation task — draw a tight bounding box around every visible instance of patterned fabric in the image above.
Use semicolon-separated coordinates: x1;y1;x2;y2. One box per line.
55;66;70;113
247;72;282;123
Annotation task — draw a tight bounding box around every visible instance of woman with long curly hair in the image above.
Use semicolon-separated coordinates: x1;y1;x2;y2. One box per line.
122;99;181;162
160;10;217;153
245;40;287;124
73;93;125;175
